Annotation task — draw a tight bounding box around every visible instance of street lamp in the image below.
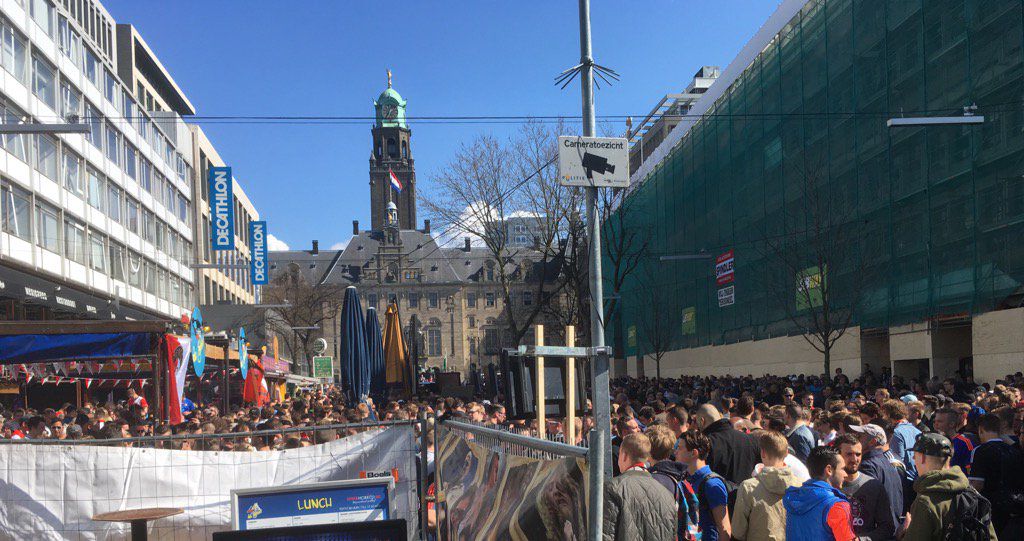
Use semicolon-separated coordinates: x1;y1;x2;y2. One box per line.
445;295;456;371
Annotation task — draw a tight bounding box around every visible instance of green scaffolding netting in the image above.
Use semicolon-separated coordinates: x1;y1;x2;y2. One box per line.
606;0;1024;358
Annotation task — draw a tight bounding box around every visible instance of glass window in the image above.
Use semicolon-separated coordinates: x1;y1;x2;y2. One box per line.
60;81;82;120
177;193;187;222
103;69;117;108
105;122;119;165
89;232;106;272
126;250;142;288
1;18;28;83
108;240;125;281
57;16;81;64
1;181;31;240
107;184;122;223
85;102;102;148
32;54;56;110
87;167;103;210
2;104;27;162
522;291;533;306
429;292;439;308
63;149;83;196
123;143;136;179
30;0;54;37
63;217;85;263
145;259;156;295
467;292;477;307
83;48;98;86
156;267;166;298
126;197;139;233
139;159;151;192
486;292;495;307
35;202;59;252
121;89;132;130
155;221;165;250
427;329;442;356
408;293;419;308
34;135;57;180
142;208;154;243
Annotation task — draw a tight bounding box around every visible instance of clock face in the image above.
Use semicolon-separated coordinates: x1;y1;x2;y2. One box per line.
382;104;398;119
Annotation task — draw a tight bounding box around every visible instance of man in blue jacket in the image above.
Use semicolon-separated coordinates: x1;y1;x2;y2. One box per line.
784;446;857;541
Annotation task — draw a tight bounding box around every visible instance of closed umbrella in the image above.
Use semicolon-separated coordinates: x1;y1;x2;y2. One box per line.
340;286;368;401
365;307;386;398
383;302;409;396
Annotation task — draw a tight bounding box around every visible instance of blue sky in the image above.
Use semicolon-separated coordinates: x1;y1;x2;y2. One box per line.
101;0;779;251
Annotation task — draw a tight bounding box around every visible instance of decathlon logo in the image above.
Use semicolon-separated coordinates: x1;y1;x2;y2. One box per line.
250;221;268;285
209;167;234;250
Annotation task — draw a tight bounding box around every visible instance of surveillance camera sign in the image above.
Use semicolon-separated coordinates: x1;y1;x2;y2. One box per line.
557;136;629;188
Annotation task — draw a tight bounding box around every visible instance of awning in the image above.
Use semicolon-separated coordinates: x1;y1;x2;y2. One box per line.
0;332;155;365
0;263;159;320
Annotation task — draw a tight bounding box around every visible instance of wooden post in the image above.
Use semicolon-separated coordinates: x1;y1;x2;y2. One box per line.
535;325;545;439
566;325;576;446
76;379;82;409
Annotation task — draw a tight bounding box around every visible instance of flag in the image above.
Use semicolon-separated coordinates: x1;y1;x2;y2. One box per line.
243;356;269;406
388;168;403;193
166;335;191;425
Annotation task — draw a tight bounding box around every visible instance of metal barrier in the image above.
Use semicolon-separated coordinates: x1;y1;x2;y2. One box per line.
435;417;603;541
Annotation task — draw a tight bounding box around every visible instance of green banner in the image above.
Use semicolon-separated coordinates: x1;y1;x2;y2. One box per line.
681;306;696;335
796;265;826;311
312;356;334;379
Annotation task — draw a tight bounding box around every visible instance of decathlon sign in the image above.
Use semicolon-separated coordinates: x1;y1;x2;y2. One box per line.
250;220;268;285
209;166;234;250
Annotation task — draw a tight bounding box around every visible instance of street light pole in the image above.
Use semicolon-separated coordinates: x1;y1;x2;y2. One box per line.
577;1;611;537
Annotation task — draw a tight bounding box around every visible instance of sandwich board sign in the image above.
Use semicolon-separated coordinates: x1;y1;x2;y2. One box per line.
231;478;395;530
557;136;629;188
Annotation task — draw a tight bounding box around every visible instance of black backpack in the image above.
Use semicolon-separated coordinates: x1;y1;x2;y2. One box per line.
696;471;739;515
944;489;994;541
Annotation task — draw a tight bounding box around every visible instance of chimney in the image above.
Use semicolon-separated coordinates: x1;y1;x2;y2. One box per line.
311;240;319;255
423;219;431;234
353;220;359;235
464;237;472;252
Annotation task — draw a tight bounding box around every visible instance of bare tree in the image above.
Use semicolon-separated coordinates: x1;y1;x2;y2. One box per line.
636;263;672;379
262;264;345;375
600;187;649;362
758;163;866;376
421;121;582;346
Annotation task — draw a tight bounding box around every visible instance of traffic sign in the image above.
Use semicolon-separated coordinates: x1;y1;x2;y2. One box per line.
557;136;629;188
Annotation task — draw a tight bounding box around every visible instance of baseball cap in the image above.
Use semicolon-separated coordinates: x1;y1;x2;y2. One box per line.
849;424;887;446
968;405;986;421
912;432;953;458
900;394;918;403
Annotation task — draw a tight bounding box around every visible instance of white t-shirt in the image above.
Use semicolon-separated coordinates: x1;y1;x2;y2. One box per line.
752;454;810;482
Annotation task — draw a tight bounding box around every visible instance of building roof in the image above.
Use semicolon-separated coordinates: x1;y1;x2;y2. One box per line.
269;228;557;289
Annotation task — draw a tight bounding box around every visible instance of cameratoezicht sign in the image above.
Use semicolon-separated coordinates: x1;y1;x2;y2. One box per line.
557;136;629;188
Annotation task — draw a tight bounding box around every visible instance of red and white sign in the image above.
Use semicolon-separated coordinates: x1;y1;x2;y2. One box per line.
716;250;735;286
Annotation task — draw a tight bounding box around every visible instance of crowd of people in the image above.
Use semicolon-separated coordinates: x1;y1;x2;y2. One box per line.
601;368;1024;541
2;365;1023;540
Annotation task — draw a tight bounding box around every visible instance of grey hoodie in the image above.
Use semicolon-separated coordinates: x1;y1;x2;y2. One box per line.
732;466;801;541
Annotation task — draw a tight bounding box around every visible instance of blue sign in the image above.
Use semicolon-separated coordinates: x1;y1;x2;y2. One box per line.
209;166;234;251
238;327;248;379
250;221;268;285
233;479;393;531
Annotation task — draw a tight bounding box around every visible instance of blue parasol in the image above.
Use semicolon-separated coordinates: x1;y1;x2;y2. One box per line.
364;307;386;398
339;286;368;401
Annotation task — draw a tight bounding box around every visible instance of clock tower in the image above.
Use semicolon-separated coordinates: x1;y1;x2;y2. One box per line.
370;70;416;231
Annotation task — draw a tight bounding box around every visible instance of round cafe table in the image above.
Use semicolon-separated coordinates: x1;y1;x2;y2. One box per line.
92;507;183;541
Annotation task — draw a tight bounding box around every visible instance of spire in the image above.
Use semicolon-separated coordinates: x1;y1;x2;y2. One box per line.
387;68;392;89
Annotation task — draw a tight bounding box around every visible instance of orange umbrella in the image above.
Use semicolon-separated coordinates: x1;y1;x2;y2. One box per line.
383;303;409;395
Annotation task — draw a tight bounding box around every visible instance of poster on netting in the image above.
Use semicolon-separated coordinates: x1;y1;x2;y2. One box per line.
436;430;589;541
